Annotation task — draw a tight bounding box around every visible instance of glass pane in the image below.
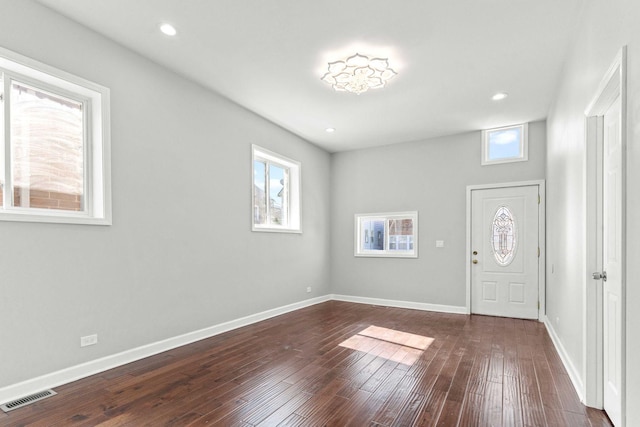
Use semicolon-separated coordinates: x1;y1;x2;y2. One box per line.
389;235;397;250
388;218;413;251
362;219;384;250
488;127;521;160
491;206;517;266
253;160;266;225
269;164;288;226
0;74;4;207
10;81;84;211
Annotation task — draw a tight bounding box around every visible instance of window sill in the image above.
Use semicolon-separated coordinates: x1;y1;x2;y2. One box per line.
355;252;418;258
252;225;301;234
0;211;111;225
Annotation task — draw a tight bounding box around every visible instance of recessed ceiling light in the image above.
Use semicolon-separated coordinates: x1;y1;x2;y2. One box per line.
492;92;508;101
160;23;177;36
325;127;336;133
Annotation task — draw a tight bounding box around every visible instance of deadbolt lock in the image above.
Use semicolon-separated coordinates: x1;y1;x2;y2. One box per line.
472;251;478;255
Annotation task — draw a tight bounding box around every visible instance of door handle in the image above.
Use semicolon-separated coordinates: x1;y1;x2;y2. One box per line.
472;259;478;264
592;271;607;281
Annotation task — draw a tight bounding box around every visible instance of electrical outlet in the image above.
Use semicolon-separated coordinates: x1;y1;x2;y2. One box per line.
306;286;312;293
80;334;98;347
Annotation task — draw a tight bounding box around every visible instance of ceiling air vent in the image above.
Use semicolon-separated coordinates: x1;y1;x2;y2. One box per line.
0;389;57;412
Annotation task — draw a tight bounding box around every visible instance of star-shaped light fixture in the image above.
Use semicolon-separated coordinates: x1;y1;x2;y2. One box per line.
321;53;397;95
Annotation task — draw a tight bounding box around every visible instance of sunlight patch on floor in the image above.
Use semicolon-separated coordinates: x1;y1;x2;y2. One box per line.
339;325;434;366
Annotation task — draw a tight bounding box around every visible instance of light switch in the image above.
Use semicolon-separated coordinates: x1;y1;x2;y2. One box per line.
435;240;444;248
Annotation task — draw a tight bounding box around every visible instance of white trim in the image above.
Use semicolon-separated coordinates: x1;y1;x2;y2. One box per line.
354;211;418;258
0;295;330;406
465;180;546;320
544;316;585;402
0;46;111;226
0;293;468;405
251;144;301;233
331;294;467;314
583;47;627;422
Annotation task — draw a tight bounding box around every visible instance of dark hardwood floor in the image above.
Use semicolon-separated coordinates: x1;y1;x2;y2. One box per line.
2;301;612;426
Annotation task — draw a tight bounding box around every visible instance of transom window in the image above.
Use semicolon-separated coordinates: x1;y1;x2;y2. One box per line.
481;123;528;165
0;47;111;224
355;211;418;258
252;145;301;233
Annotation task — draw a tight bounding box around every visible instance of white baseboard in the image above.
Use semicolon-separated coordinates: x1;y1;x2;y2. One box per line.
331;294;467;314
543;315;585;402
0;295;331;405
0;294;467;405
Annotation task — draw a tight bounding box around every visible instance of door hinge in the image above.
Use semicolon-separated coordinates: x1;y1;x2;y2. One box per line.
538;301;540;309
538;194;541;204
538;247;540;257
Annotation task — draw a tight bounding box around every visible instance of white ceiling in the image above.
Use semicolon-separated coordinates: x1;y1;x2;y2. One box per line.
36;0;584;152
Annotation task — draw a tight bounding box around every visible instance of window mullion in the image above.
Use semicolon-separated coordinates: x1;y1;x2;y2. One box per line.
283;167;289;226
384;218;390;252
264;160;270;226
2;75;11;209
82;99;91;214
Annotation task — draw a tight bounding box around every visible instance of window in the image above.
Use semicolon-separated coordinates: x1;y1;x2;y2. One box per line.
481;123;528;165
355;211;418;257
0;47;111;224
252;145;301;233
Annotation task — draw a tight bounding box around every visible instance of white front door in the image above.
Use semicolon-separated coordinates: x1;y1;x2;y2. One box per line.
602;94;622;427
471;185;539;319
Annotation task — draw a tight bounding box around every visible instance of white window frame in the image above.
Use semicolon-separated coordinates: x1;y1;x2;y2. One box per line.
0;47;111;225
481;123;528;165
354;211;418;258
251;145;301;233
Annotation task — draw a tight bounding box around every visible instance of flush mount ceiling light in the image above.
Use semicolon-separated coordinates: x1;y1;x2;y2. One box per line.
321;53;397;95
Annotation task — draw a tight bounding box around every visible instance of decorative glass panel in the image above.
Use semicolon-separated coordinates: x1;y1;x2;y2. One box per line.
491;206;517;266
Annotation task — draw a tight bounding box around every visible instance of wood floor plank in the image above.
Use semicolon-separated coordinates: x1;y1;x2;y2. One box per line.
392;391;428;426
369;375;416;426
480;379;503;427
413;388;448;427
502;374;523;427
518;356;547;427
2;301;611;427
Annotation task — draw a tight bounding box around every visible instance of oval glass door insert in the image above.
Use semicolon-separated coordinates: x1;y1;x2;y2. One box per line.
491;206;517;266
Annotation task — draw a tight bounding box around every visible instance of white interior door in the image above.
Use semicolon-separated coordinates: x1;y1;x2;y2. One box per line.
602;94;622;427
471;185;539;319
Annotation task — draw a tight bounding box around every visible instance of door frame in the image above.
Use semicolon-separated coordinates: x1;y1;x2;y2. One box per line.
465;180;546;320
584;47;627;421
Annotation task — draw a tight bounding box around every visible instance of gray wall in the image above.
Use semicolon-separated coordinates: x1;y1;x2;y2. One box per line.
546;0;640;422
0;1;331;388
330;121;546;307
